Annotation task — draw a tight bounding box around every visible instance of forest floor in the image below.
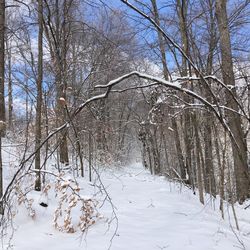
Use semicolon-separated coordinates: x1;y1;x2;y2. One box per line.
2;140;250;250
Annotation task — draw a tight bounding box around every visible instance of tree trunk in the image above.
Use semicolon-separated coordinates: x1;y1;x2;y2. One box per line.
0;0;5;130
193;116;204;204
150;0;169;80
215;0;250;203
6;41;13;130
203;0;217;196
34;0;43;191
177;0;193;186
88;131;93;182
58;0;69;165
150;0;186;179
0;0;5;215
43;0;70;165
0;137;3;214
172;118;186;180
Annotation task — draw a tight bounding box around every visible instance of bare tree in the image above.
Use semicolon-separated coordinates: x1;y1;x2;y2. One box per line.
120;0;250;204
43;0;76;165
215;0;250;203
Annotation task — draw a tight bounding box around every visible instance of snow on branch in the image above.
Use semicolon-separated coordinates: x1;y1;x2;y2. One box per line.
96;71;221;120
0;70;241;214
175;75;249;121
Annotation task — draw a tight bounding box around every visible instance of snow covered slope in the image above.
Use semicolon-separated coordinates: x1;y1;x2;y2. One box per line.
2;162;249;250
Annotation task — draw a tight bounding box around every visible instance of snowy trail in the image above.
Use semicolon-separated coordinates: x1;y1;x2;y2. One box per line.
5;164;250;250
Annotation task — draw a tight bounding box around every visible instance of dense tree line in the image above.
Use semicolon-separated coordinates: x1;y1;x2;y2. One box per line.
0;0;249;222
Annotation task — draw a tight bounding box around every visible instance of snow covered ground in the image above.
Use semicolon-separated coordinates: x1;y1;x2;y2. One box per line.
2;141;250;250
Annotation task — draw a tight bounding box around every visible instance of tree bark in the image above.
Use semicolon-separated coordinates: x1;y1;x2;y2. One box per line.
177;0;193;186
6;41;13;130
203;0;217;196
194;117;204;204
34;0;43;191
0;0;5;133
88;131;93;182
43;0;70;165
0;0;5;215
0;137;3;214
150;0;169;81
215;0;250;203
